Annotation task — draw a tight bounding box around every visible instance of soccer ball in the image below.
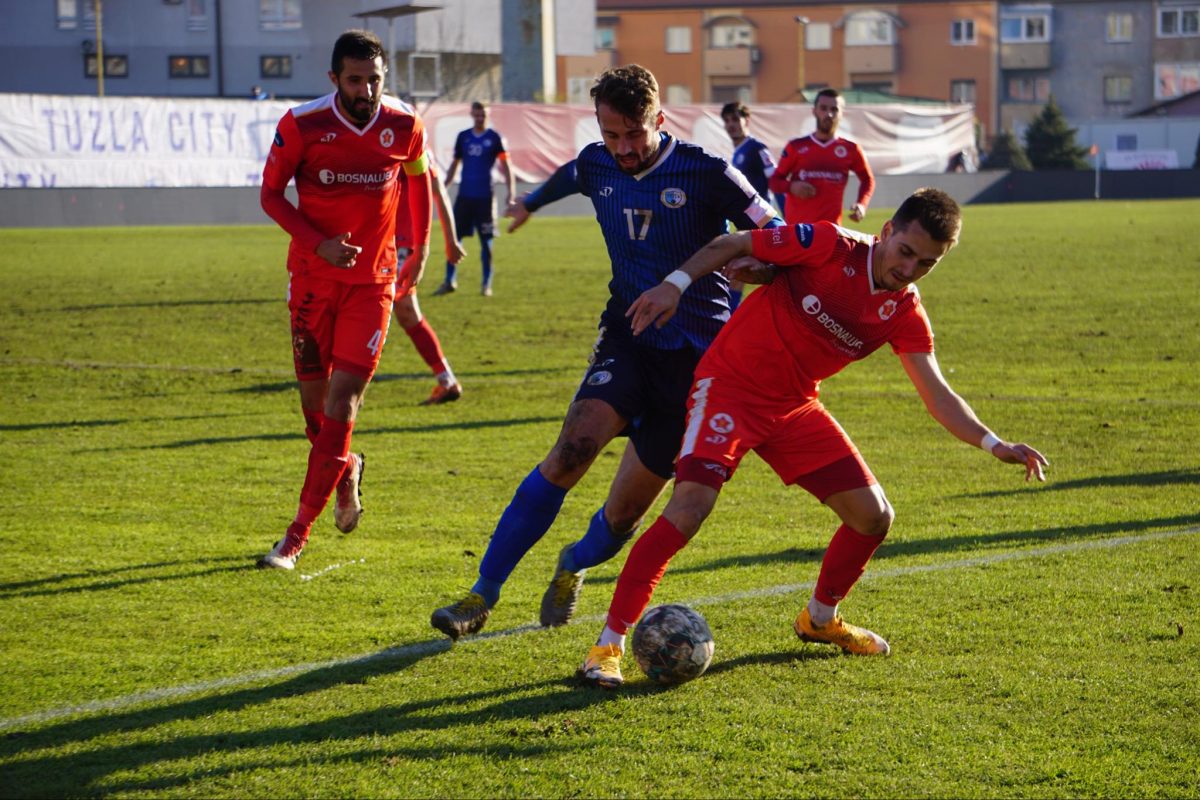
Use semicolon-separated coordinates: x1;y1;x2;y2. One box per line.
631;604;715;685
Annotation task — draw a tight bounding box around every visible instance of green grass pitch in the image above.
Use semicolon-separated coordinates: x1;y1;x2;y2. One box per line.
0;199;1198;798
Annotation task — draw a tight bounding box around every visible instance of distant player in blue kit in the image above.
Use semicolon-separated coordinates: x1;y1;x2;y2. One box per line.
721;101;779;310
433;101;515;297
430;65;779;641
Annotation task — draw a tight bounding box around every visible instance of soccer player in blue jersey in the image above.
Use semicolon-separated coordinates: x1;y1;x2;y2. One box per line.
721;101;779;310
430;64;779;641
432;101;515;297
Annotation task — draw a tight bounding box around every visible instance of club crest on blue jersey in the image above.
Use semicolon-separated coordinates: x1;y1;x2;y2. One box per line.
795;223;814;248
660;188;687;208
586;370;613;386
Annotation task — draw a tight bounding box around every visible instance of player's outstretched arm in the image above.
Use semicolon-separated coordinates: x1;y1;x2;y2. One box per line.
899;351;1048;482
431;169;466;264
627;232;753;336
506;160;579;233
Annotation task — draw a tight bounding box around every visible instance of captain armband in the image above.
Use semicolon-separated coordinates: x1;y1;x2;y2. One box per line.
402;152;429;176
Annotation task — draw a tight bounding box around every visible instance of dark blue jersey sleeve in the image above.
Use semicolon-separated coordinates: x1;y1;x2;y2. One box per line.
524;160;580;212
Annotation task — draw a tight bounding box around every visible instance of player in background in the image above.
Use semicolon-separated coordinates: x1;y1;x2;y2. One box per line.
720;101;778;309
432;101;515;297
393;151;467;405
258;30;432;569
577;188;1048;687
429;64;779;641
769;89;875;226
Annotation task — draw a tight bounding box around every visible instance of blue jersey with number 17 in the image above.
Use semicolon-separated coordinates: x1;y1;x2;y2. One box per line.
574;133;777;351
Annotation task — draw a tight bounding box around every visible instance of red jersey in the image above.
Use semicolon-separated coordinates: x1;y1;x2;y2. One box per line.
395;150;439;252
262;93;429;285
697;222;933;402
768;135;875;226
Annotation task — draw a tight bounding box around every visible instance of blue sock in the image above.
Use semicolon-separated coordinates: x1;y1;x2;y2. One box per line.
445;260;457;285
566;505;635;572
473;467;567;606
479;236;493;288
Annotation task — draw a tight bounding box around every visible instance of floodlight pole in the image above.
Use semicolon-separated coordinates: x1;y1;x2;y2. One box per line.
795;16;809;98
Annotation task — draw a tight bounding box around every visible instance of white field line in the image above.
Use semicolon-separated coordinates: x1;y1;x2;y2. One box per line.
299;558;366;582
1;526;1195;732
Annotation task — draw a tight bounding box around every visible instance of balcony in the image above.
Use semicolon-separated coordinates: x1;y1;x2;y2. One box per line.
844;45;897;75
705;46;759;78
1000;42;1051;69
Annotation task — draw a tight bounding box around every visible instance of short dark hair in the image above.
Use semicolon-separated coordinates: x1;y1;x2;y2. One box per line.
720;102;750;120
591;65;660;122
892;187;962;244
331;30;386;75
814;88;841;105
471;101;487;112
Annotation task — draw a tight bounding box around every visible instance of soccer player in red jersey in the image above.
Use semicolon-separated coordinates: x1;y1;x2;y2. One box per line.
578;188;1048;687
769;89;875;226
393;152;467;405
257;30;433;569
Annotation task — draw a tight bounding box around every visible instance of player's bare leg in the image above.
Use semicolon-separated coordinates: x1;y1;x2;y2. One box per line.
542;443;667;626
794;484;892;655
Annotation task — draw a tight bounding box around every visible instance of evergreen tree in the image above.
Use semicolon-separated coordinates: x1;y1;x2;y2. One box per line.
982;129;1032;170
1023;96;1090;170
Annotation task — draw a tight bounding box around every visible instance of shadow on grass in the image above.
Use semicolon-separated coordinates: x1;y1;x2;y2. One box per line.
232;364;577;395
59;298;276;312
955;468;1200;499
585;512;1200;587
0;559;254;600
2;410;271;433
0;556;249;594
80;415;562;452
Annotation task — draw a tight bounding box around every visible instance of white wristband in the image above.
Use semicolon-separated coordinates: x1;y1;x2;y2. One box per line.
980;432;1002;453
663;270;692;293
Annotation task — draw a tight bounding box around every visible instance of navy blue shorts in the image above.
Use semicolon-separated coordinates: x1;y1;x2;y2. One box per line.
573;323;701;479
453;195;496;238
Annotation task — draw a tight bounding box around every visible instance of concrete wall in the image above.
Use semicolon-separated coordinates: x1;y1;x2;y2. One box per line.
8;169;1195;229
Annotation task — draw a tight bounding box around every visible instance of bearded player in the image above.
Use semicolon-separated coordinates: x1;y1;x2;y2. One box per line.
257;30;432;569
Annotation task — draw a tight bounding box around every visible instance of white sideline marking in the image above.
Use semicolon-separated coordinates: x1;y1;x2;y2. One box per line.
300;559;366;582
2;526;1195;732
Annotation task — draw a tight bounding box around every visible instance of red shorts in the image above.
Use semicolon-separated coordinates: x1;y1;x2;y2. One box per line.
675;375;876;501
287;273;395;382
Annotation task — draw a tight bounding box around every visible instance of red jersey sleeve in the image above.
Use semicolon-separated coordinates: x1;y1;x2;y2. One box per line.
260;111;326;253
888;296;935;354
851;142;875;209
750;220;839;268
400;116;432;248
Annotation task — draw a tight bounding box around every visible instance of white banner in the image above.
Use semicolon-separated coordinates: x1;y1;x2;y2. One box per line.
0;93;977;189
1103;149;1180;170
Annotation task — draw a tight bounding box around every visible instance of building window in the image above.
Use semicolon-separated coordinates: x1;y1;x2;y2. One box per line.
57;0;78;29
1115;133;1138;151
595;25;615;50
169;55;210;78
950;79;976;104
186;0;208;32
665;85;692;104
665;26;691;54
710;23;753;48
845;11;895;46
260;55;292;79
1158;5;1200;37
1000;9;1051;43
567;77;591;104
85;53;129;78
1103;75;1132;103
1007;74;1050;102
259;0;301;31
1155;62;1200;98
951;19;976;45
805;22;832;51
1106;13;1133;42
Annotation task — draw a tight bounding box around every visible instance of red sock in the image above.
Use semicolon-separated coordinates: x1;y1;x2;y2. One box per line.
292;417;354;532
814;524;886;606
606;516;689;634
302;408;325;445
404;319;449;376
